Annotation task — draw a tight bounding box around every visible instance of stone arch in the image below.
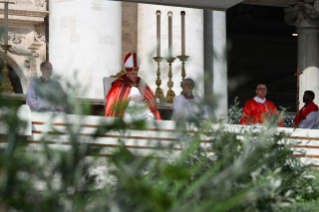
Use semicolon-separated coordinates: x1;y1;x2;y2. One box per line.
0;51;27;94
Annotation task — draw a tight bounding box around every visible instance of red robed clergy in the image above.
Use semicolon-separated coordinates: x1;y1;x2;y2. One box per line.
105;53;161;119
294;91;319;129
294;101;319;128
240;84;284;127
240;98;283;126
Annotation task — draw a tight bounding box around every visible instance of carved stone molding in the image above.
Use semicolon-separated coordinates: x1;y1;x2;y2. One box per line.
17;0;33;4
0;9;49;23
35;0;46;7
8;47;39;57
24;51;38;79
14;0;47;8
0;31;39;57
34;24;45;43
285;1;319;27
0;32;25;45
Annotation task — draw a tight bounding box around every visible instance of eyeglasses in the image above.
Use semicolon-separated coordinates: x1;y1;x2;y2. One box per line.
256;88;267;91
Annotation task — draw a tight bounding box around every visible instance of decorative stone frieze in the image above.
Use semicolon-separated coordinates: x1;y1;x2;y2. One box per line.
0;0;48;23
284;1;319;27
35;0;46;8
0;0;48;93
34;24;45;43
0;32;25;45
24;51;38;79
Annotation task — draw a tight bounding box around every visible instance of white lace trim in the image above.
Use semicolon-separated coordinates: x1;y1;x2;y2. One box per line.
254;96;266;103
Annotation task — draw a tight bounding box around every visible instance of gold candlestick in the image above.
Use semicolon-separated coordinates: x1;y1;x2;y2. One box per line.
156;10;161;57
181;11;186;56
166;57;175;103
0;45;14;93
153;56;164;101
177;55;189;94
168;12;173;57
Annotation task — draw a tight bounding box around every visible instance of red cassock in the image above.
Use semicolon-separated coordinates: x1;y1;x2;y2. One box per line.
240;99;284;127
294;101;319;128
105;75;161;120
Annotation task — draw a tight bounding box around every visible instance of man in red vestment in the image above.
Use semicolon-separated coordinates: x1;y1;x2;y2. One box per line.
294;90;319;129
105;53;161;120
240;84;284;127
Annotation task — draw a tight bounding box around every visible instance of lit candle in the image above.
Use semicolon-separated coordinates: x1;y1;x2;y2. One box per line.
168;11;173;57
156;10;161;57
181;11;185;56
4;0;8;45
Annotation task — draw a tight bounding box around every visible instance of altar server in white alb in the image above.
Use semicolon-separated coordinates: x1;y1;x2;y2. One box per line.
173;78;209;120
26;61;66;113
294;90;319;129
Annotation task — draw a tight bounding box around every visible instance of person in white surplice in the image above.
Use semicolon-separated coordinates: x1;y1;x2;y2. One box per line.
172;78;209;121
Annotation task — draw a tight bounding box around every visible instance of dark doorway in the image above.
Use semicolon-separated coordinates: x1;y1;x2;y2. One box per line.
0;58;23;94
227;4;297;112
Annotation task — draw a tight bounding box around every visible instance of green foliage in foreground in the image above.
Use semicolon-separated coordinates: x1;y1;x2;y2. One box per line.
0;95;319;212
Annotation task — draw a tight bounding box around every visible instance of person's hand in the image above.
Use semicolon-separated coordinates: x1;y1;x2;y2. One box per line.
129;95;143;103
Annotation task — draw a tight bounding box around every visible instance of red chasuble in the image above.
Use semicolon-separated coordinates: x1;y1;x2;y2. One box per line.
240;99;284;127
294;101;319;127
105;75;161;120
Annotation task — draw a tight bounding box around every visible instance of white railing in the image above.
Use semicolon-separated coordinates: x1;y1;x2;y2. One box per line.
1;105;319;167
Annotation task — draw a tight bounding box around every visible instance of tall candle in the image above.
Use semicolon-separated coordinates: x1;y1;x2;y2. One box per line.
168;11;173;57
156;10;161;57
4;1;8;45
181;11;185;56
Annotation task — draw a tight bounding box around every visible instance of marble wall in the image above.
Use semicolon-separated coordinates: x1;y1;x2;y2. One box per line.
49;0;122;99
0;1;48;94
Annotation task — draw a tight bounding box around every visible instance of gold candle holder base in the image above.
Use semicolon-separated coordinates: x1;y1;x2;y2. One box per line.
166;57;176;103
153;56;165;102
177;55;189;94
0;45;14;93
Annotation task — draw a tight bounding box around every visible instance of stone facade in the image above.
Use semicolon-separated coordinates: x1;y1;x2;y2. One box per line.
49;0;122;99
1;0;305;119
1;0;205;101
0;0;48;93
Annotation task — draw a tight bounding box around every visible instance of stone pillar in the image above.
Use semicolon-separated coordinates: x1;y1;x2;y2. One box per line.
285;1;319;109
49;0;122;99
137;4;204;97
204;10;228;120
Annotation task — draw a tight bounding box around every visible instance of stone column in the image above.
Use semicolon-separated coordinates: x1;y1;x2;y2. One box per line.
204;10;228;120
285;1;319;109
49;0;122;99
